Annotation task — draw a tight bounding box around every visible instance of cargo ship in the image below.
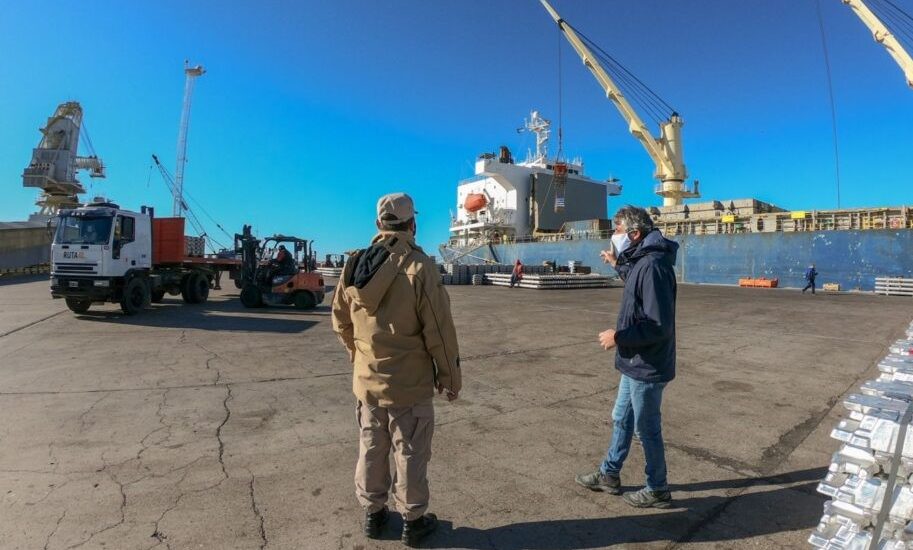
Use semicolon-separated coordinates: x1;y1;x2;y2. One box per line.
440;110;913;292
440;1;913;293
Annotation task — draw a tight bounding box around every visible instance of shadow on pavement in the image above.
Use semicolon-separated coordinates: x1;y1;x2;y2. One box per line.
73;295;323;333
0;274;48;287
668;466;826;492
421;472;825;550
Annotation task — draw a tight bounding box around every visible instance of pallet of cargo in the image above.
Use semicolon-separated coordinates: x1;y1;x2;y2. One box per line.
484;272;615;290
316;267;343;278
875;277;913;296
738;277;779;288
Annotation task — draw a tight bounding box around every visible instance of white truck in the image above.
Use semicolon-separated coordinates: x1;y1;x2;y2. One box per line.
50;199;240;315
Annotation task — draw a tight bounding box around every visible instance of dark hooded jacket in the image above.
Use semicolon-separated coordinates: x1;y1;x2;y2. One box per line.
613;229;679;383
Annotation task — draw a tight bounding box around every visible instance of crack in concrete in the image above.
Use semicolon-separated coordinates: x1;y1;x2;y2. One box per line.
665;442;758;476
137;390;172;461
248;471;268;549
64;466;127;549
198;343;231;386
0;375;335;397
77;393;111;432
0;310;67;339
149;457;226;547
216;385;233;478
43;508;67;550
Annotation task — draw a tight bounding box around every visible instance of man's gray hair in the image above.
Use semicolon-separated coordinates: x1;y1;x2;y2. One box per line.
613;205;654;234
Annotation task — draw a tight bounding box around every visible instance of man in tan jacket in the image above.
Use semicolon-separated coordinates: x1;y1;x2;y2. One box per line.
332;192;461;547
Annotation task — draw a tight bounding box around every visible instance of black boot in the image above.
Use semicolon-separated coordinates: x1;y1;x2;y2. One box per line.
401;513;437;547
364;507;388;539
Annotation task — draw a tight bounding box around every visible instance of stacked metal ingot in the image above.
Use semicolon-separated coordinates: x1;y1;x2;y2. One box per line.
810;325;913;549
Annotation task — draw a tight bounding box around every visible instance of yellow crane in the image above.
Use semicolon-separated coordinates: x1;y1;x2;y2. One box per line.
840;0;913;89
540;0;699;206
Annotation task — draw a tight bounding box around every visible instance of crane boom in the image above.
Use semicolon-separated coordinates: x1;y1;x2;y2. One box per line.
174;61;206;217
841;0;913;89
540;0;698;206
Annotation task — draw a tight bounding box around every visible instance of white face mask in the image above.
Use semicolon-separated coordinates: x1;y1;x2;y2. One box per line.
611;233;631;256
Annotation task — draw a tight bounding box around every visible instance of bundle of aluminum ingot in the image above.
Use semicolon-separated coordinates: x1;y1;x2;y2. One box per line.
810;326;913;549
184;235;206;257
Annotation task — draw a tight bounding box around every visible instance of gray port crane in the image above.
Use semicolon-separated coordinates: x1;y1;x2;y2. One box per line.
21;101;105;218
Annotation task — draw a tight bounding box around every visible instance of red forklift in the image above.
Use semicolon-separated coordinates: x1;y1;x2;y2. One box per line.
234;225;325;309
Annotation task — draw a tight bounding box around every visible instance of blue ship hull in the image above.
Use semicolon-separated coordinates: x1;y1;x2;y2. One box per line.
466;229;911;291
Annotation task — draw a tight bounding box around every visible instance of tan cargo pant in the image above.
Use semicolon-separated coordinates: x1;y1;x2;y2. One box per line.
355;399;434;521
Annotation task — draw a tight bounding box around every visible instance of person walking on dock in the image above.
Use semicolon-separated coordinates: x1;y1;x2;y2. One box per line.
802;264;818;294
581;205;678;509
332;192;461;547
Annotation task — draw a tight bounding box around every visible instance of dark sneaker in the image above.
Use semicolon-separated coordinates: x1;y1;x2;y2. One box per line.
364;507;388;539
623;487;672;509
575;471;621;494
402;513;437;547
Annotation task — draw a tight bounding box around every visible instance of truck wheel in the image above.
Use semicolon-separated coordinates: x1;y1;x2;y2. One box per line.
240;285;263;308
121;277;149;315
181;275;194;303
151;288;166;303
293;291;316;310
65;298;91;314
190;273;210;304
181;273;205;304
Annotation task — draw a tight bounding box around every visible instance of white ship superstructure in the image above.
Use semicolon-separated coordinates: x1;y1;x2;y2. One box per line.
448;111;621;251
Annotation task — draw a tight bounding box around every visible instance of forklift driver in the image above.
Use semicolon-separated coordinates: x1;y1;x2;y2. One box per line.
271;245;297;278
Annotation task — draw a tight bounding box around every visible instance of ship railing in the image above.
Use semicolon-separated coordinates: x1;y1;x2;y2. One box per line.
499;229;615;245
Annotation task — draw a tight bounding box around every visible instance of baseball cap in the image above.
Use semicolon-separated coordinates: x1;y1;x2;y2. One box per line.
376;193;417;224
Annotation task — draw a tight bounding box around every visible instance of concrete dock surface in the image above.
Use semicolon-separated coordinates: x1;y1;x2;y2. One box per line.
0;275;909;549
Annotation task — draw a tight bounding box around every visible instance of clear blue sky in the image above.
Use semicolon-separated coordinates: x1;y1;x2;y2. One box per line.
2;1;911;254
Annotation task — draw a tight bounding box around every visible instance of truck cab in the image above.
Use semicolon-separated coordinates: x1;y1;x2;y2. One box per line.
50;200;152;314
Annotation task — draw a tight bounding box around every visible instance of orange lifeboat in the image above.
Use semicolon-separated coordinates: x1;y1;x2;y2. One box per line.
464;193;487;213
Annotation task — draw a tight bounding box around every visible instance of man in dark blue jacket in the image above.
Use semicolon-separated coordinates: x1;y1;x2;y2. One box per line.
576;205;677;509
802;264;818;294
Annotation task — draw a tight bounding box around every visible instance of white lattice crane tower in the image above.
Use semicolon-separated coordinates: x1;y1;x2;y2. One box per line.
173;61;206;217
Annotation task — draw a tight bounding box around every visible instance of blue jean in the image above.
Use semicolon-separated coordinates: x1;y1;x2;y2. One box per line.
600;374;669;491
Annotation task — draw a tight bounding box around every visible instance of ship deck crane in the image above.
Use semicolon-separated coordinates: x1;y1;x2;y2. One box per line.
840;0;913;88
540;0;699;207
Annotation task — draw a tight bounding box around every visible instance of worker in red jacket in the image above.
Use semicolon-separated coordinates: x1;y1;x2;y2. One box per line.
509;260;523;288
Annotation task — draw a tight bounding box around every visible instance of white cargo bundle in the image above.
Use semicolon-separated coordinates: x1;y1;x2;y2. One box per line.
485;272;614;290
811;328;913;549
316;267;343;278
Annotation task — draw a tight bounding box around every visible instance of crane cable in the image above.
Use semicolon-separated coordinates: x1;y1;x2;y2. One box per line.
815;0;843;209
868;0;913;46
556;28;564;162
572;23;678;124
151;156;230;252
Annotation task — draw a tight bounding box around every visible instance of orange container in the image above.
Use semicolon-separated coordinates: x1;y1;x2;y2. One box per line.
152;217;186;264
739;277;779;288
